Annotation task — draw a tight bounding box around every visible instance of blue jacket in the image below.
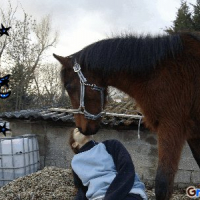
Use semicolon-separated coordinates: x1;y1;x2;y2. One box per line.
71;140;147;200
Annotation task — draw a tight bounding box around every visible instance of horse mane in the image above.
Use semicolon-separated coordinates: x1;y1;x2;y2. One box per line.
73;34;183;76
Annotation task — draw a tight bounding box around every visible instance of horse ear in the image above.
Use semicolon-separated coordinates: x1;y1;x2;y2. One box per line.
53;54;67;65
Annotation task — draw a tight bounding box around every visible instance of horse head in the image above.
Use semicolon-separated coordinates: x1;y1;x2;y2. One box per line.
53;53;108;135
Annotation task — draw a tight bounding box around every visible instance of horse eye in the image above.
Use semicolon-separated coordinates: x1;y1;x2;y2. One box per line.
65;82;73;91
65;84;70;90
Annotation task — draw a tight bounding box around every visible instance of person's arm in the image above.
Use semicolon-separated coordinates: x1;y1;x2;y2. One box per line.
72;170;88;200
102;139;135;200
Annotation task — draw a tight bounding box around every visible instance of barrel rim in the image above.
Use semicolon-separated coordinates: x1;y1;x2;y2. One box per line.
0;134;37;140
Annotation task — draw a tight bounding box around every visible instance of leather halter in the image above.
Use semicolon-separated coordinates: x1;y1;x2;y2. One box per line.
69;60;105;120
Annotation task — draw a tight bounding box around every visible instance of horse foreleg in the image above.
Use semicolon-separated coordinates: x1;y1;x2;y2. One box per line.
155;129;186;200
187;138;200;168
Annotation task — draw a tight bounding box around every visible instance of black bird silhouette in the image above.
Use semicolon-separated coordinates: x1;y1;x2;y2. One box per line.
0;24;11;37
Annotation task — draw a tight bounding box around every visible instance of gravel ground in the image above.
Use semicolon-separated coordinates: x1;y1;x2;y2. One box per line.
0;167;193;200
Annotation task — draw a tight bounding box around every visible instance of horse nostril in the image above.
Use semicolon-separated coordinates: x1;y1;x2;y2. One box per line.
84;124;99;135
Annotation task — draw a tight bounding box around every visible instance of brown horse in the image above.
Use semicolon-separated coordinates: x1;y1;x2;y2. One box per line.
53;32;200;200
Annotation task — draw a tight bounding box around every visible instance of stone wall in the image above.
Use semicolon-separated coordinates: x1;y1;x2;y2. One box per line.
5;119;200;188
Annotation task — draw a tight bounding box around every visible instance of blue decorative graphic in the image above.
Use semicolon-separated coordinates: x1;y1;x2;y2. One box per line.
0;75;11;99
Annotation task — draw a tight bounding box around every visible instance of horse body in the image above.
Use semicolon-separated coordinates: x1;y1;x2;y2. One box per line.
54;32;200;200
109;39;200;199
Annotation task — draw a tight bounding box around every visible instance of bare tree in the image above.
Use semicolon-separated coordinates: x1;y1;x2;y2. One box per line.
0;0;17;72
32;61;71;108
4;11;58;110
33;63;61;106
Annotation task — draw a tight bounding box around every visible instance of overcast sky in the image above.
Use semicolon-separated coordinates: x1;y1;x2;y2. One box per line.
0;0;197;61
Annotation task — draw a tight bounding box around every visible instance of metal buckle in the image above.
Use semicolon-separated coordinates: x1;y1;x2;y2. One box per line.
73;63;81;72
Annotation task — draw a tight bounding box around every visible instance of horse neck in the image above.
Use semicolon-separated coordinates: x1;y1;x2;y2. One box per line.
107;72;146;99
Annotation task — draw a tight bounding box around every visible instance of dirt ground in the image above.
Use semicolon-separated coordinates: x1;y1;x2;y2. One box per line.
0;167;196;200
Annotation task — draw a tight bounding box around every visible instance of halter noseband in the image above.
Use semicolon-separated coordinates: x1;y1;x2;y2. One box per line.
70;60;105;120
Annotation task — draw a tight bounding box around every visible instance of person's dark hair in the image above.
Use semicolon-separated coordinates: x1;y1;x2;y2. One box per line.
69;129;79;154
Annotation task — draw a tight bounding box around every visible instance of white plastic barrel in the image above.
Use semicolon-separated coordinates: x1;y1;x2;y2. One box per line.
0;134;40;186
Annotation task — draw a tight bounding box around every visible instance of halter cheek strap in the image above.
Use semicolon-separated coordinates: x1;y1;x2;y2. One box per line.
70;60;105;120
